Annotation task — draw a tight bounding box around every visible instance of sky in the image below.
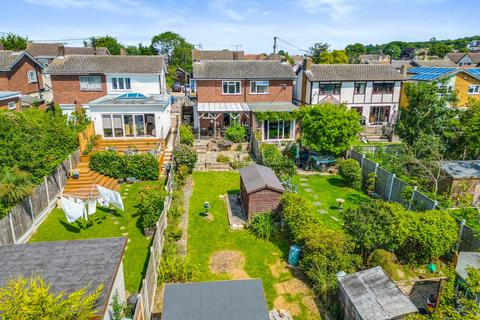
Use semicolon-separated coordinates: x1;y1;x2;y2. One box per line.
1;0;479;54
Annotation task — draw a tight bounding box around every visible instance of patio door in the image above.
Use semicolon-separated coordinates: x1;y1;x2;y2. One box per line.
369;106;390;125
101;113;156;138
134;114;145;137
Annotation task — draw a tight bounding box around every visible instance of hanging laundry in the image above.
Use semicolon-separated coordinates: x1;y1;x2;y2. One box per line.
97;196;110;207
97;185;124;211
87;199;97;215
60;197;85;223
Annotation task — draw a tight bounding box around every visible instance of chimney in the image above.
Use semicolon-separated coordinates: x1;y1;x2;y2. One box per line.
401;64;408;78
58;44;65;57
119;47;126;56
192;50;201;62
233;51;239;60
303;57;312;71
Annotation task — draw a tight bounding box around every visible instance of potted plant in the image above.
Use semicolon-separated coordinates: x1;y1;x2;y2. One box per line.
70;169;80;179
366;172;377;196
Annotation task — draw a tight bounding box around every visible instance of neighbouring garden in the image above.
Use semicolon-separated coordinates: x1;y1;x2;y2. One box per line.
0;107;86;218
29;179;165;294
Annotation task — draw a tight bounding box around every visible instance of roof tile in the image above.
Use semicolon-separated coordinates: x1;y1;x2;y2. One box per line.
193;60;295;80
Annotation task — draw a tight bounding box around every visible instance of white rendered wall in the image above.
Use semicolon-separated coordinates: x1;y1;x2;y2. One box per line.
106;74;162;95
103;261;126;320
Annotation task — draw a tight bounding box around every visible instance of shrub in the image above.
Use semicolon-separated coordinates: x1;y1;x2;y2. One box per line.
89;151;159;180
338;158;362;189
216;154;231;163
260;144;296;179
138;185;166;230
247;211;276;240
157;254;200;284
174;164;190;186
225;123;246;143
179;124;194;146
173;144;197;173
368;249;398;279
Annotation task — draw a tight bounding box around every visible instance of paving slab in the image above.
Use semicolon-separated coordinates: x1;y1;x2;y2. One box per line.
313;201;322;206
300;177;308;181
304;188;313;193
300;183;308;187
330;216;339;222
318;209;328;214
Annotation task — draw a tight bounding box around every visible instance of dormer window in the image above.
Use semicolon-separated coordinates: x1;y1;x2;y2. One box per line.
27;70;37;83
112;77;131;90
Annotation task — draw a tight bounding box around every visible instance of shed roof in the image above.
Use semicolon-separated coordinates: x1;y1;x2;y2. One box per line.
162;279;270;320
455;251;480;282
45;55;165;75
0;237;126;316
338;266;418;320
192;60;296;80
306;64;404;81
240;164;284;194
442;161;480;179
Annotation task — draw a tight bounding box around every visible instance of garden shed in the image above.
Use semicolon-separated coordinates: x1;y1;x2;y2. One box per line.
440;161;480;203
338;266;418;320
162;279;270;320
239;164;284;219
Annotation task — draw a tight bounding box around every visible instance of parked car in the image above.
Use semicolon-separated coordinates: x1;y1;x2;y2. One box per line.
172;81;181;92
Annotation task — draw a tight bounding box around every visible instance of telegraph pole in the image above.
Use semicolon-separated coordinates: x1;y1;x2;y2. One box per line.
273;36;277;56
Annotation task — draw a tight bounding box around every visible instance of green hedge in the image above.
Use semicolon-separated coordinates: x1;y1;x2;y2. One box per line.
138;184;166;229
89;151;159;180
179;124;194;146
173;144;197;173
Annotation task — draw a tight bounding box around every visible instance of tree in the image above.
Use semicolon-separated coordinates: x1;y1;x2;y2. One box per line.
400;47;415;60
299;104;362;155
0;33;27;50
345;43;366;63
429;43;452;58
342;200;406;263
151;31;186;59
331;50;348;64
396;80;457;145
0;275;102;320
126;43;155;55
400;133;447;198
454;99;480;159
89;35;123;55
383;43;401;59
337;159;362;189
308;42;330;64
173;144;197;173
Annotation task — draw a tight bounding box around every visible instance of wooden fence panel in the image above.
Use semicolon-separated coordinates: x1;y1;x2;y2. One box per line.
0;217;14;245
31;182;49;218
10;198;33;240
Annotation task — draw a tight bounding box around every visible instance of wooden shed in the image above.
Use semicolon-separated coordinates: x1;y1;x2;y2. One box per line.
239;164;284;219
440;161;480;203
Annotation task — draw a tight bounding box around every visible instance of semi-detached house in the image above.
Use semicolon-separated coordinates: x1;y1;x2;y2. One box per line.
295;60;404;127
192;60;298;142
45;55;171;141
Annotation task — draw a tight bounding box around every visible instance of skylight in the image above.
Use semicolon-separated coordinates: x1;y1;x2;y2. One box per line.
116;92;148;100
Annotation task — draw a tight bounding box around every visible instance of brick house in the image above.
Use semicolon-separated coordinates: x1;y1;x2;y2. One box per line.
46;55;171;140
295;59;404;128
192;60;298;141
0;51;45;105
0;91;21;111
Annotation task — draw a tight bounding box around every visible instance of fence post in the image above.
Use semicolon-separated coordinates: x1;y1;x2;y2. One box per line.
44;176;50;205
432;200;438;210
56;170;63;194
69;154;73;171
388;174;396;201
28;197;35;223
408;186;417;211
360;154;365;170
8;213;16;244
455;219;466;252
142;279;149;319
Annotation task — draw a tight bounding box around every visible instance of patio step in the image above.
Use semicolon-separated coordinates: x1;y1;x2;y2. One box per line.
94;138;161;153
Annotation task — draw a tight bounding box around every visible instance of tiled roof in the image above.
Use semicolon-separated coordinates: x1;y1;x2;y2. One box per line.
469;53;480;64
193;60;296;80
27;42;110;57
307;64;404;81
0;238;126;316
411;59;457;68
45;55;165;75
193;50;244;61
0;50;42;71
447;52;466;63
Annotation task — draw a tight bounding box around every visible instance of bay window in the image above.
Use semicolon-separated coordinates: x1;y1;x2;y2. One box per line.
250;81;269;94
263;119;294;140
222;81;241;94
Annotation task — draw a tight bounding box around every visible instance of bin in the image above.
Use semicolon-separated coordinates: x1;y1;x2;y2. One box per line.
288;245;301;266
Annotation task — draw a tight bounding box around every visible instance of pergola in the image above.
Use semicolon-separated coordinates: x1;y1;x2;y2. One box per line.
196;102;251;138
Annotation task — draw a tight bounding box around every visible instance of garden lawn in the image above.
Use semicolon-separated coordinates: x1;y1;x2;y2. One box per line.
188;172;321;320
293;174;370;229
29;180;163;294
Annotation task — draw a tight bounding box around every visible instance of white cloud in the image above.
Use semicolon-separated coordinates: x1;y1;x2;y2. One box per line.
298;0;355;18
211;0;246;21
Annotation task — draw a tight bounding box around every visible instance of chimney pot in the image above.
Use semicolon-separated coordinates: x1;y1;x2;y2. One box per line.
303;57;312;71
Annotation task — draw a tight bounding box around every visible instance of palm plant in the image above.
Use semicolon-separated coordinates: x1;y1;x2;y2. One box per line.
0;166;33;206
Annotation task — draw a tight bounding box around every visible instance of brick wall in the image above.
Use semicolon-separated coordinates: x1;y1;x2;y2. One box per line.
196;80;293;103
456;73;480;107
0;56;43;95
51;74;107;110
0;97;20;111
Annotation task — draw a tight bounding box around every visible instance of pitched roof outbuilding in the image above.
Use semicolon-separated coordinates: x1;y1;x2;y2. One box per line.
193;60;296;80
27;42;110;57
0;237;127;316
306;64;404;81
45;55;165;75
240;164;284;194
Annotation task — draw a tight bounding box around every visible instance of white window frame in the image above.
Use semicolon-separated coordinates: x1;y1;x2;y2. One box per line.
27;70;37;83
250;81;269;94
468;85;480;95
262;119;294;141
8;101;16;110
79;76;102;91
222;81;241;95
354;82;366;95
111;77;132;90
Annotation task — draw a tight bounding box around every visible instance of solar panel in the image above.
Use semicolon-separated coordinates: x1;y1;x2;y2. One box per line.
409;67;456;81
